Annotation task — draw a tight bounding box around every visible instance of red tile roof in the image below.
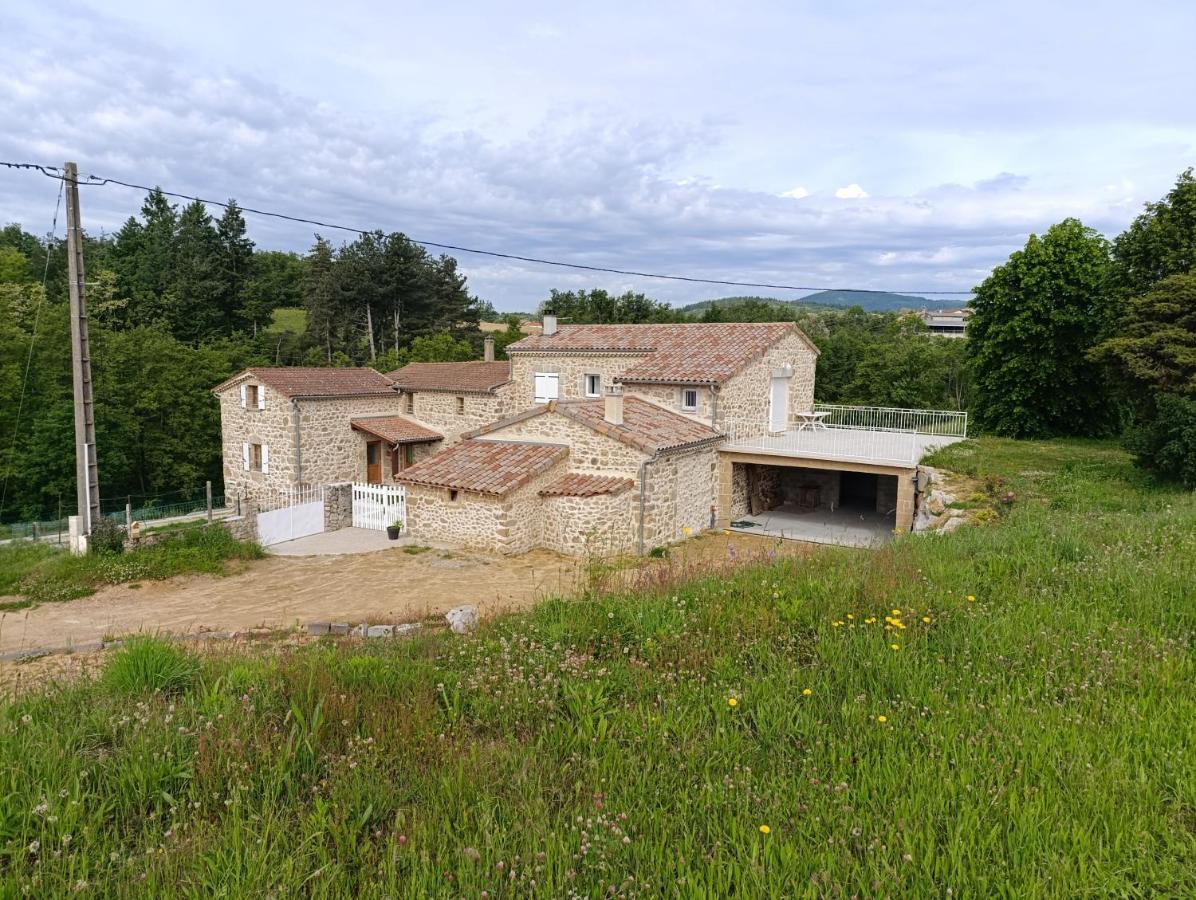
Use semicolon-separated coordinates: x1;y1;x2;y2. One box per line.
395;440;568;496
464;396;723;455
387;361;511;393
539;474;634;498
506;323;815;384
350;416;443;445
213;367;395;398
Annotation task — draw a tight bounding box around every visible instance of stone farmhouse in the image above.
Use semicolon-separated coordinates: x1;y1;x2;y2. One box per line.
214;318;966;553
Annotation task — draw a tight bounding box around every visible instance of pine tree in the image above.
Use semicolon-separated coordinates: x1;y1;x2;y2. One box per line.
215;200;255;333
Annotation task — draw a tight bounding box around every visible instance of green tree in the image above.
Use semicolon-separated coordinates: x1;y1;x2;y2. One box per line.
1112;169;1196;295
540;288;679;324
968;218;1122;437
243;251;305;335
215;200;255;332
303;237;338;362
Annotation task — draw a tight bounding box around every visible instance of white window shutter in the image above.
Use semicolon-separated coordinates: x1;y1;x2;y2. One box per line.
261;444;270;474
242;442;250;471
240;384;247;408
257;387;266;410
547;373;559;400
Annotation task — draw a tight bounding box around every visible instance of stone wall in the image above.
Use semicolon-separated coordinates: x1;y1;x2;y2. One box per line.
716;331;818;435
480;411;648;478
625;383;714;424
406;388;513;445
404;484;506;552
640;447;718;549
296;395;404;488
509;352;651;406
541;491;637;557
218;380;300;503
497;459;571;554
324;482;352;530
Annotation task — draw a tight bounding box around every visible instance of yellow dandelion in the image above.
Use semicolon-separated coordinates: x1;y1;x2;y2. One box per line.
890;644;900;651
682;526;692;536
832;621;842;628
876;715;888;723
802;688;813;696
967;595;976;602
758;825;771;834
727;697;738;707
892;608;901;615
922;616;931;624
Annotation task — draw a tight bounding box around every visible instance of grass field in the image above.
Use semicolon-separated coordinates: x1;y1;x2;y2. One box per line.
265;306;306;334
0;438;1193;895
0;527;264;611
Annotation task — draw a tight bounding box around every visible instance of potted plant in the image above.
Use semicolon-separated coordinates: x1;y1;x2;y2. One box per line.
386;519;404;540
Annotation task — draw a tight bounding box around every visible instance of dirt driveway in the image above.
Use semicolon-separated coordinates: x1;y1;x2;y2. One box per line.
0;530;821;659
0;546;584;655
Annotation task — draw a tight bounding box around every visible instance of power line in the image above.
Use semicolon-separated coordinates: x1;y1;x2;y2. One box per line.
1;160;976;296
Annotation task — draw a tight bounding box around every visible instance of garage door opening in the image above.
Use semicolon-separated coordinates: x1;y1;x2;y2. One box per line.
729;462;898;547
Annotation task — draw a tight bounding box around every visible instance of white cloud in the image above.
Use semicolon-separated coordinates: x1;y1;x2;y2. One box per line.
780;185;809;199
835;183;870;199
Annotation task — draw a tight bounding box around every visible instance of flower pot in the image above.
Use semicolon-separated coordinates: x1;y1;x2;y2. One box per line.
386;525;402;540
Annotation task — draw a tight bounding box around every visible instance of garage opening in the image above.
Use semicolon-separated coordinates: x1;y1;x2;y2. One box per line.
729;462;898;547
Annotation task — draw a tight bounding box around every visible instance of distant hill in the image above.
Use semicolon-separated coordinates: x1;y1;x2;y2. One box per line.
679;291;965;315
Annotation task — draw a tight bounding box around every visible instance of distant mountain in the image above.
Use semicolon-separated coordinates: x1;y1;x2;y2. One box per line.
679;291;965;315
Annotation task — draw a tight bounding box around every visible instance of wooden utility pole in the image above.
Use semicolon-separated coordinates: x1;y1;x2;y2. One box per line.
64;162;100;537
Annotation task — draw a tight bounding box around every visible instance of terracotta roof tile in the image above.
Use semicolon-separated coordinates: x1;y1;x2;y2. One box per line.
387;361;511;393
395;440;567;496
539;474;634;498
213;367;395;398
555;396;723;454
350;416;443;444
506;323;814;384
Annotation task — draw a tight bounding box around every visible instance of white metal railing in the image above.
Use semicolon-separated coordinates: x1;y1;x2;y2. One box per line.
812;404;968;437
721;419;920;463
352;483;405;531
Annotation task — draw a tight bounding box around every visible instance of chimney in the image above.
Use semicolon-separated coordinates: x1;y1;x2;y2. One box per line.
542;314;558;337
604;384;624;426
483;336;495;362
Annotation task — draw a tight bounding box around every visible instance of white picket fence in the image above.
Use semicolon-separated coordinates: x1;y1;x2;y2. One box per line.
352;483;406;531
257;485;325;546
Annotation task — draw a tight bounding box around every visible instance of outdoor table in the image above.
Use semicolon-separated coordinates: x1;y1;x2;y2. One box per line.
794;411;830;431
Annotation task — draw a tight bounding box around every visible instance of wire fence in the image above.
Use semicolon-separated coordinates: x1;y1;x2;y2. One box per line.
0;493;226;544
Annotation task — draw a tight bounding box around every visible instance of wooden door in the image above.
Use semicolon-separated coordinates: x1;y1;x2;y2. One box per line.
366;441;382;484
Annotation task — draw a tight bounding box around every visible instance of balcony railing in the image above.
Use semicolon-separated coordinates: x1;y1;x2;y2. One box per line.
812;404;968;437
720;405;968;465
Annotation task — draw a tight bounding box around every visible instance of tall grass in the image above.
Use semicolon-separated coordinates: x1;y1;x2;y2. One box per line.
0;525;264;610
0;438;1192;896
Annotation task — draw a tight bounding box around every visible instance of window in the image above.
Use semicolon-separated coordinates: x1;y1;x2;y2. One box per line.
246;384;259;409
449;489;459;503
250;443;263;471
455;396;466;415
681;388;699;411
405;392;414;415
533;372;559;403
584;373;602;398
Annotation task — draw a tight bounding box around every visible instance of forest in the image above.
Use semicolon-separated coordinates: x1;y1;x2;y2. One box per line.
0;188;985;525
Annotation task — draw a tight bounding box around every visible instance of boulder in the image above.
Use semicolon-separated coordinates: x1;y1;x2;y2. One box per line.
446;606;478;634
938;515;967;534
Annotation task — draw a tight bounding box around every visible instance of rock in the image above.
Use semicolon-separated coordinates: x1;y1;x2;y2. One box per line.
395;623;421;637
329;623;350;635
926;491;947;516
366;624;394;639
70;640;105;654
446;606;478;634
350;624;368;637
913;504;936;533
938;516;967;534
307;622;331;636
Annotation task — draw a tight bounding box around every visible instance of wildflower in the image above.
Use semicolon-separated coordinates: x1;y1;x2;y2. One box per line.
846;614;854;620
922;616;931;624
27;841;39;855
682;526;692;536
876;715;887;723
802;688;813;696
892;608;901;615
967;595;976;602
758;825;771;834
727;697;738;708
890;644;900;651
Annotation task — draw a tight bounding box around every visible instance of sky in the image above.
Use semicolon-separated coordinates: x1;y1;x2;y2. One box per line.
2;0;1194;311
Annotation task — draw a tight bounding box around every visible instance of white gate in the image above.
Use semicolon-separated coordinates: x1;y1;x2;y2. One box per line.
352;483;405;531
257;486;325;547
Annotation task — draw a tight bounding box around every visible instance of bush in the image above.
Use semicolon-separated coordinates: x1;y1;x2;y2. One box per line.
103;636;200;695
1126;393;1196;488
89;516;126;555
